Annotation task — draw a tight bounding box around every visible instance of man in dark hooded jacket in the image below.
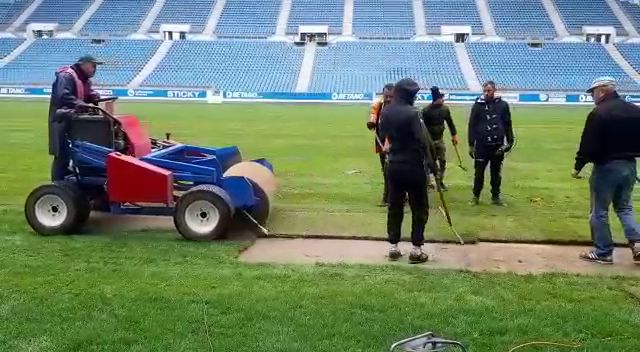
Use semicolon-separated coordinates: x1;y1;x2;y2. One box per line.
379;78;437;264
422;86;458;190
48;55;100;181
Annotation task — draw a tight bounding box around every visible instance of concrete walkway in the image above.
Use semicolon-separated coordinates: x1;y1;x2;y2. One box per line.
241;238;640;277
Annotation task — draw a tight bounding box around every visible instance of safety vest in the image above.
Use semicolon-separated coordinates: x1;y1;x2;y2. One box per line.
57;66;86;101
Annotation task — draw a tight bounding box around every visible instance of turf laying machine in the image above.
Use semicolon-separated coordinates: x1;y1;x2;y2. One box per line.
25;98;276;240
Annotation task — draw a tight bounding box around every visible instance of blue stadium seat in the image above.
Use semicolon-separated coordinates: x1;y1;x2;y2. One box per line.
216;0;280;38
554;0;626;36
0;0;30;30
83;0;155;36
151;0;216;33
287;0;344;35
353;0;415;39
619;0;640;32
143;40;304;91
0;37;23;58
466;42;638;91
0;38;161;86
615;43;640;73
424;0;483;35
488;0;556;39
309;41;467;92
20;0;93;31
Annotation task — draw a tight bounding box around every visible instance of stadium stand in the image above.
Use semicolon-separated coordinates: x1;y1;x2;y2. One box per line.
143;40;303;91
20;0;93;31
151;0;216;33
424;0;483;35
488;0;556;39
466;42;639;91
0;37;23;58
554;0;626;35
353;0;415;39
0;38;161;86
0;0;30;30
615;43;640;73
83;0;155;36
619;0;640;31
309;41;467;92
216;0;281;38
287;0;344;34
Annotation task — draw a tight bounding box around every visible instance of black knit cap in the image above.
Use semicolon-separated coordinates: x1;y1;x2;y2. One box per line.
430;86;444;102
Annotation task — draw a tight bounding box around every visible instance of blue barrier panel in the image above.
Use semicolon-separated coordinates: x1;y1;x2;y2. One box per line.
624;95;640;103
519;93;549;103
0;86;44;96
0;86;207;99
566;94;593;103
224;91;373;101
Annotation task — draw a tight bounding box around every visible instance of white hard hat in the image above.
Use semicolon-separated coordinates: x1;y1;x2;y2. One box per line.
586;76;616;93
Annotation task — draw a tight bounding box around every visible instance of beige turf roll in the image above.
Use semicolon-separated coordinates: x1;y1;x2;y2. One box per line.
223;161;277;202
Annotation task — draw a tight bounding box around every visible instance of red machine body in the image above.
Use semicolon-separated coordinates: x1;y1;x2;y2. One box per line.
113;115;152;157
107;153;174;205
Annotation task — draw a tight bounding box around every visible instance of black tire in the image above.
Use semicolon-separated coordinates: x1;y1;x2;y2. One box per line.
56;181;91;231
25;182;84;235
173;185;233;241
247;180;270;226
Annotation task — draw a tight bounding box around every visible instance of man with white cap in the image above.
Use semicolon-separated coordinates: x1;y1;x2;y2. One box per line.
574;77;640;264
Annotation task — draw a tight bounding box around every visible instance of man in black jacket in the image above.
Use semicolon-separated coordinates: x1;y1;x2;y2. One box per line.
467;81;514;206
379;78;437;263
48;55;100;181
573;77;640;264
422;86;458;190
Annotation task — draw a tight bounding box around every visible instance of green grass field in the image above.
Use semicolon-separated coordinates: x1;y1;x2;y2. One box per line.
1;100;639;351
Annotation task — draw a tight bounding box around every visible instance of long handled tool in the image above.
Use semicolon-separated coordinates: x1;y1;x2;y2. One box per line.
452;144;467;171
435;181;464;245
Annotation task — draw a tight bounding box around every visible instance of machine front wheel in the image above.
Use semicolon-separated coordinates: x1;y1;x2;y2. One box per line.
24;182;87;235
174;185;233;241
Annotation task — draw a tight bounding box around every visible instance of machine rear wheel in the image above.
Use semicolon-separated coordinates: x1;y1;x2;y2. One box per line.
25;182;87;235
174;185;233;241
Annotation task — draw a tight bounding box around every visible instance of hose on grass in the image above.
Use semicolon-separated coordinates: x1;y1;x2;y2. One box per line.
507;341;581;352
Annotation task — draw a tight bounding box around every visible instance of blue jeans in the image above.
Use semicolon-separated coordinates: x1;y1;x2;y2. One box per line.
590;159;640;256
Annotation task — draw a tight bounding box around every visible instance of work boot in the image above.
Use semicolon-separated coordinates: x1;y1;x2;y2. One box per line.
438;182;448;192
491;196;506;207
409;246;429;264
579;251;613;265
469;196;480;206
388;244;402;261
631;242;640;264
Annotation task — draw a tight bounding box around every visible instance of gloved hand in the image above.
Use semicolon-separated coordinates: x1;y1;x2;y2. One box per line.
571;169;582;179
366;121;377;130
75;101;94;110
451;135;459;146
468;146;475;159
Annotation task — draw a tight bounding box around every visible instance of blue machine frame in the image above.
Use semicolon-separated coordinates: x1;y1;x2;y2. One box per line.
68;140;273;216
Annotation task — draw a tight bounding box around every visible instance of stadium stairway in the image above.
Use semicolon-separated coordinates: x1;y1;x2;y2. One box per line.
412;0;426;36
605;0;640;37
275;0;293;37
70;0;104;35
6;0;43;32
203;0;227;35
343;0;354;36
454;43;482;91
603;43;640;85
541;0;569;37
138;0;166;34
128;40;173;88
475;0;497;36
295;42;316;92
0;38;33;68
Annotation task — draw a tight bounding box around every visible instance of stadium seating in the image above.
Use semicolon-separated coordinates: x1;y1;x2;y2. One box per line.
554;0;626;35
287;0;344;34
83;0;155;36
615;43;640;73
488;0;556;39
0;0;30;30
353;0;415;39
309;41;467;92
0;37;23;58
424;0;483;35
20;0;92;31
143;40;303;91
216;0;280;38
0;38;161;86
466;42;638;91
619;0;640;31
151;0;216;33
